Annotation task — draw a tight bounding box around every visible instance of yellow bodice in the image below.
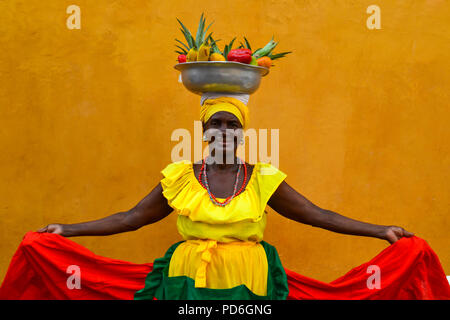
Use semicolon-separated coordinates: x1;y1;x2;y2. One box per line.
160;160;287;242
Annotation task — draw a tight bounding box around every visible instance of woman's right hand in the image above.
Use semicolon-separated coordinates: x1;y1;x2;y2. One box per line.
37;224;65;236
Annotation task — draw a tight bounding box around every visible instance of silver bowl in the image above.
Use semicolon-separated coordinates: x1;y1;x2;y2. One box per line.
174;61;269;95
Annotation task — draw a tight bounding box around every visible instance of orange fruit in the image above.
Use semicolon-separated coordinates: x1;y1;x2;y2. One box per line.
257;56;272;68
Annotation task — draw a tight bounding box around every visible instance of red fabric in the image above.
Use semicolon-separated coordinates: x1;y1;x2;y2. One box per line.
0;232;152;300
0;232;449;300
285;235;450;299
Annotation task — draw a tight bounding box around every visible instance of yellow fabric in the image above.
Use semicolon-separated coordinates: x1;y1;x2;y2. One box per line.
176;214;267;243
200;97;250;128
160;160;287;238
168;239;268;295
160;160;287;295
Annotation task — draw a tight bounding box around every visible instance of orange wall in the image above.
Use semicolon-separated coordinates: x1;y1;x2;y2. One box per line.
1;0;449;283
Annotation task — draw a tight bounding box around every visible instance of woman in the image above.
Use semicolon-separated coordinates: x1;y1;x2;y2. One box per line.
34;95;415;299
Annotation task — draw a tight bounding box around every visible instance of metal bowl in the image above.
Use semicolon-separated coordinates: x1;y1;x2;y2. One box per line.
174;61;269;95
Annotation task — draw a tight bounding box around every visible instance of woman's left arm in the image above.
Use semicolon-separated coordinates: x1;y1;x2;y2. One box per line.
268;181;414;244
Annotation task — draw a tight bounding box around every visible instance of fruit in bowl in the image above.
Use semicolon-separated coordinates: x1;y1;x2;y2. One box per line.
174;13;292;69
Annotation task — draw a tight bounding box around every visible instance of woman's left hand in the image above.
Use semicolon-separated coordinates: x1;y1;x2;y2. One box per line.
383;225;414;244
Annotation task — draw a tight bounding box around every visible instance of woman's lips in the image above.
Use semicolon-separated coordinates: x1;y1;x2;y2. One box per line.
216;138;235;148
210;134;238;148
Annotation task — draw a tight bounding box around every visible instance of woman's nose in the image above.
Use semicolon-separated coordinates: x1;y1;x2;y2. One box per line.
219;127;236;137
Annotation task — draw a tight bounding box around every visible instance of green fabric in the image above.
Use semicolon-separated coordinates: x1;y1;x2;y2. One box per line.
133;240;289;300
261;241;289;300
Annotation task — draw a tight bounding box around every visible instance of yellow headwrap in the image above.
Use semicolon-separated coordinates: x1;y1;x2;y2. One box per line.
200;97;249;129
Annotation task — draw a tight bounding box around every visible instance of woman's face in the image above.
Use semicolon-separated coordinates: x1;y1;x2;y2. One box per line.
203;111;243;157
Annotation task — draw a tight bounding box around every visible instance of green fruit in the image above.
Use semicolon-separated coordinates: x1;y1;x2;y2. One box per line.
250;56;258;65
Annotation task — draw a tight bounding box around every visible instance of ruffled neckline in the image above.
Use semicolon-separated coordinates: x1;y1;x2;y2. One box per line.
160;160;287;224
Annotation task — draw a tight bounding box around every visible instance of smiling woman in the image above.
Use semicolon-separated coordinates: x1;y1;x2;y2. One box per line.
0;92;447;300
1;1;450;301
199;93;249;165
131;96;291;298
0;98;448;299
202;111;243;155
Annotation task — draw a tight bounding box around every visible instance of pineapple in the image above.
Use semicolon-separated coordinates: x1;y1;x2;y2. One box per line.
175;13;214;62
187;47;198;62
208;35;225;61
197;42;210;61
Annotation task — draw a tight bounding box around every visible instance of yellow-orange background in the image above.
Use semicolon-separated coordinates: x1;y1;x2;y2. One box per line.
1;0;449;283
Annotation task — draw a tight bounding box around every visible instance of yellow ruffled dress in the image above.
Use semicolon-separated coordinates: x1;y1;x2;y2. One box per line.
134;160;289;300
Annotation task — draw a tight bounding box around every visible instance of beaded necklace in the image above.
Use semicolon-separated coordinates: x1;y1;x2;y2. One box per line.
198;157;248;206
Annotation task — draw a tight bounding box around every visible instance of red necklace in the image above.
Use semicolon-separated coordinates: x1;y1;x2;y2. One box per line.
197;157;248;206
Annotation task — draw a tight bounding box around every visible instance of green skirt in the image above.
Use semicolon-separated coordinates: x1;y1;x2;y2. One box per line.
134;240;289;300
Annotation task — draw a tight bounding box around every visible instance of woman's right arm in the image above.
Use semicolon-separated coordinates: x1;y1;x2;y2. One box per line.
37;183;173;237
